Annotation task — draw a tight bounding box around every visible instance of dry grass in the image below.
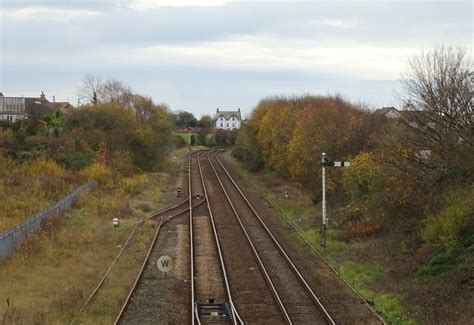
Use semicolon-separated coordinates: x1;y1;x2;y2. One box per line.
0;156;78;232
0;150;186;324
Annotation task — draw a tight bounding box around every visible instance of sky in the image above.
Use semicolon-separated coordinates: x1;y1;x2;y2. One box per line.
0;0;472;118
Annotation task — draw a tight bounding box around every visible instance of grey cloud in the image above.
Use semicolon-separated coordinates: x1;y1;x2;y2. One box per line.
1;0;471;115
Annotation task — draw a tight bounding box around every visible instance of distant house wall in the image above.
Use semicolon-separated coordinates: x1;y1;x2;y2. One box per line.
0;96;26;122
215;115;241;130
214;109;242;130
0;92;73;122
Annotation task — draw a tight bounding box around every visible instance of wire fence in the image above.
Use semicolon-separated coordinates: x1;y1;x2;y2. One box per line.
0;181;97;262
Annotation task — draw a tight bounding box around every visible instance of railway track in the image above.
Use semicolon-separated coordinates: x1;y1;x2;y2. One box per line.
190;151;243;324
111;149;378;324
115;150;242;324
114;151;204;324
205;150;336;325
77;197;191;317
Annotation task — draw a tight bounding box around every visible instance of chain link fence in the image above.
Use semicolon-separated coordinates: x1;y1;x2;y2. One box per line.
0;181;97;262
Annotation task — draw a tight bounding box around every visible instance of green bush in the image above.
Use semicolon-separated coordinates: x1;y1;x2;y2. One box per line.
174;134;188;148
233;123;264;171
422;188;474;251
417;249;461;277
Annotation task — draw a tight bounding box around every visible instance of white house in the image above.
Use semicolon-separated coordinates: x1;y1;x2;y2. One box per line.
214;108;242;130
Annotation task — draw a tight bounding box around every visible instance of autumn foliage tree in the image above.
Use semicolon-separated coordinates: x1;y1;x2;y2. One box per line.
235;95;375;191
63;101;172;171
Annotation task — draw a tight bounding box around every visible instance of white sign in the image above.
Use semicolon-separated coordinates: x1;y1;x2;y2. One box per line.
157;255;173;273
334;161;350;167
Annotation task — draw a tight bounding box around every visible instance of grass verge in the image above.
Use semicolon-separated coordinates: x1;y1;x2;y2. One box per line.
0;150;187;324
226;153;419;325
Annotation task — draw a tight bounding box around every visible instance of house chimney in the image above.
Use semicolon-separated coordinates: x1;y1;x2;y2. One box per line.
0;92;4;97
238;108;240;112
217;108;219;113
53;95;55;103
40;91;46;100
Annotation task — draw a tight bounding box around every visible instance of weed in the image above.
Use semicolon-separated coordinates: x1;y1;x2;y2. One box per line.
417;249;462;277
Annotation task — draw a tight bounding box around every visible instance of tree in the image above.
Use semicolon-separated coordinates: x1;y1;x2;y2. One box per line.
215;129;226;145
77;74;102;105
233;122;264;171
130;94;155;121
76;75;134;107
99;78;133;107
197;128;210;145
401;46;473;175
174;111;197;129
63;102;172;171
198;115;213;128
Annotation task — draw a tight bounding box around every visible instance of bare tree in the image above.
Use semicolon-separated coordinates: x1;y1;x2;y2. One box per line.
76;74;102;105
130;94;155;121
401;46;473;164
99;78;133;107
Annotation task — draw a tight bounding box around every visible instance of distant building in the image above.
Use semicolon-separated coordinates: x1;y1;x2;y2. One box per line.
0;92;73;122
374;106;401;119
374;106;433;129
214;108;242;130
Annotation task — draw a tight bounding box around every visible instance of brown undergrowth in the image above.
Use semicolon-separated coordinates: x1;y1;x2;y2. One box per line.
0;149;188;324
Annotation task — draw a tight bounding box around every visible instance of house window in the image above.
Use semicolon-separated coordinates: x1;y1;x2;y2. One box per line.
220;123;223;127
232;123;235;127
226;123;229;127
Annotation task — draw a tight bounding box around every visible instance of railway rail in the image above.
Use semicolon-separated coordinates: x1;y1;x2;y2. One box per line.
100;149;381;324
190;151;243;324
206;150;336;325
113;151;208;324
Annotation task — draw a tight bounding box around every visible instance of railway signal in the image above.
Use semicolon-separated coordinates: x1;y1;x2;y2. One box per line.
320;152;350;248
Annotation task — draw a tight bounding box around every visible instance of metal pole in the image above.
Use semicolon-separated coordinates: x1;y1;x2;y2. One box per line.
321;152;327;248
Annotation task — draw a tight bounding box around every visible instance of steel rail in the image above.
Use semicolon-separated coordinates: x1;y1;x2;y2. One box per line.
76;197;190;319
212;151;336;325
189;151;196;325
205;151;293;325
196;151;244;324
262;196;387;324
113;198;205;325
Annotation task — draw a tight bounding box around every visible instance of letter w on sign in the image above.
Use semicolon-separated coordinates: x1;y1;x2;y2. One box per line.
157;255;173;273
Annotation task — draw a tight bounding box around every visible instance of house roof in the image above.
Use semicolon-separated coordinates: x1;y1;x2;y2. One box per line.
49;102;73;110
214;110;241;120
25;97;55;116
374;107;397;115
2;92;74;116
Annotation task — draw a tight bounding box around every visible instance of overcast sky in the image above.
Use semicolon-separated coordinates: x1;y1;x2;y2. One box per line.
0;0;472;117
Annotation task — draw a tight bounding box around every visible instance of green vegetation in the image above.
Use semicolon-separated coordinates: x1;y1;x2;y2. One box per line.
0;77;182;323
0;171;168;323
176;131;196;144
232;47;473;323
0;156;77;232
421;189;474;251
